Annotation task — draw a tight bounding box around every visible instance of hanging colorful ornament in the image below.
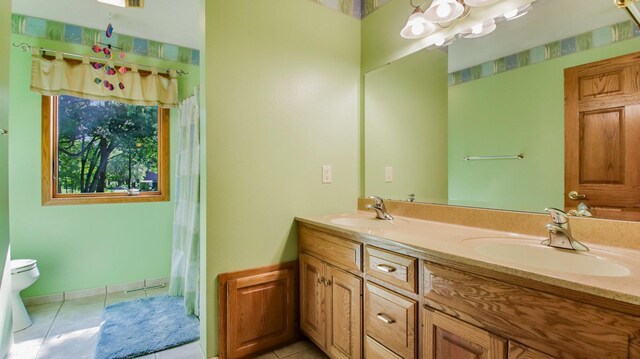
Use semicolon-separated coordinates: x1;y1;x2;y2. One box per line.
92;45;102;53
106;23;114;38
120;52;125;59
92;62;104;70
109;84;115;91
94;77;102;84
104;80;111;88
118;66;127;74
119;82;125;90
105;66;116;76
103;47;111;57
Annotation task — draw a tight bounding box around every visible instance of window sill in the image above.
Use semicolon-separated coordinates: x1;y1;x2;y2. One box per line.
42;193;169;206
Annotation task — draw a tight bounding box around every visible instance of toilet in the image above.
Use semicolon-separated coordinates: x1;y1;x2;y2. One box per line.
10;259;40;332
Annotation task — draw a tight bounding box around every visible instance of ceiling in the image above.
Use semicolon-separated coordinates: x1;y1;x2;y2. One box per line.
448;0;629;71
12;0;200;49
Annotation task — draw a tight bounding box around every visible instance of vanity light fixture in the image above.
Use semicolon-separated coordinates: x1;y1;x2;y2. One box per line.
503;3;532;20
423;0;466;23
400;6;437;39
462;18;497;38
400;0;535;46
464;0;500;6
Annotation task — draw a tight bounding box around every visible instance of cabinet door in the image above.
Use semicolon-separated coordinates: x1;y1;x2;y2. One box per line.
424;308;506;359
509;342;557;359
325;266;362;359
300;253;326;348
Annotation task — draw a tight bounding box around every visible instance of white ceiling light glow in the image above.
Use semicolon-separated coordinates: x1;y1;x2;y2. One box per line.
463;18;497;38
504;3;532;20
400;7;437;39
400;0;535;47
423;0;465;23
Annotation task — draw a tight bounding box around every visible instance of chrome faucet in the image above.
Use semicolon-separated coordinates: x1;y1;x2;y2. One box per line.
542;208;589;251
366;196;394;221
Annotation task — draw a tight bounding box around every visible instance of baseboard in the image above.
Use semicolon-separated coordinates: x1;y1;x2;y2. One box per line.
23;276;170;305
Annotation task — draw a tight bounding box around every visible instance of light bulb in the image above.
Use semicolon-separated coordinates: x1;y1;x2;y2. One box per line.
504;8;519;19
436;3;453;18
411;23;426;35
471;23;483;34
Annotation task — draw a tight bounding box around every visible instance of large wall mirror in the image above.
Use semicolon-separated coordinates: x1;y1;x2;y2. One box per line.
364;0;640;221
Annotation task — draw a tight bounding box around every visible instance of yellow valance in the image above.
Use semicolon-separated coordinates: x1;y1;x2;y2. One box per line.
30;49;178;108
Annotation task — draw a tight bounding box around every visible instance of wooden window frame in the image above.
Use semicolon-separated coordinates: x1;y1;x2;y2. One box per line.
41;96;170;206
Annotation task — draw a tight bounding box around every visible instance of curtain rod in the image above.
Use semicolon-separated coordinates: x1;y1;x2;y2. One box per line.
11;42;189;77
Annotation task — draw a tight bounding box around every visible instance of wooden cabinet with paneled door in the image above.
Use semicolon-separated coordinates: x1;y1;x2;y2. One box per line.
300;253;362;359
423;308;507;359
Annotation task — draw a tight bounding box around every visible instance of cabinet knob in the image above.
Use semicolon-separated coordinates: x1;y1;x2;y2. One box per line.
318;277;325;284
0;129;7;136
325;279;332;286
376;313;395;324
568;191;587;200
376;264;397;273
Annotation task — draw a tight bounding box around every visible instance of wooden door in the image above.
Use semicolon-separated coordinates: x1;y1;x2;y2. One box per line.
224;265;296;359
325;266;362;359
300;253;326;348
423;309;506;359
565;52;640;220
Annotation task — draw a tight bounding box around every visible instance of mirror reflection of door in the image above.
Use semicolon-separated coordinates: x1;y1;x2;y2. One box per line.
565;51;640;221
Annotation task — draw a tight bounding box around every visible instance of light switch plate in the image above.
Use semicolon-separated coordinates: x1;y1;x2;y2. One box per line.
385;166;393;183
322;165;332;184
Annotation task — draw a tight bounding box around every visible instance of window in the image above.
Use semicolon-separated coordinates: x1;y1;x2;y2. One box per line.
42;95;169;205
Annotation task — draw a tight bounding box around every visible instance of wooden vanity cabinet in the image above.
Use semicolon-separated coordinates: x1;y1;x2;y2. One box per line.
299;228;363;359
423;308;507;359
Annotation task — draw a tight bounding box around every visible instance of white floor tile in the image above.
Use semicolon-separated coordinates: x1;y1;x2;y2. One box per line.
37;322;100;359
25;302;62;328
155;342;202;359
13;324;51;347
8;342;41;359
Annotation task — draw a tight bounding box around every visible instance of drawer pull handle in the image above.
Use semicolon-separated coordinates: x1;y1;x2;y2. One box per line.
325;279;332;287
318;277;325;284
376;264;397;273
376;313;395;324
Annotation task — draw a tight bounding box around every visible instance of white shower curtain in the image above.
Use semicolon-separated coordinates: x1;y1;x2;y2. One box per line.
169;90;200;316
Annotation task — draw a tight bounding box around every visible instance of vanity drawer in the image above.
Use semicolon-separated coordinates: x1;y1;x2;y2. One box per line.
365;336;403;359
365;246;417;293
365;282;417;359
299;225;362;272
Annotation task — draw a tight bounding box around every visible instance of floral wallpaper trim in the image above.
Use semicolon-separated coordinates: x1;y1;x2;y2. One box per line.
11;14;199;65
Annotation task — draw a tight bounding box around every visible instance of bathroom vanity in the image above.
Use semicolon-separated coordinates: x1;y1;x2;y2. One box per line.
296;205;640;359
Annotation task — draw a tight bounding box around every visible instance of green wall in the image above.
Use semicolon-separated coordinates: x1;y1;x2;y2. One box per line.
8;33;199;297
448;37;640;212
1;0;13;356
365;49;448;202
361;0;425;73
204;0;361;355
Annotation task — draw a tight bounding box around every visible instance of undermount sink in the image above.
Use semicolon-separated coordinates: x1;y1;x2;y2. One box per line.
330;217;403;228
474;241;631;277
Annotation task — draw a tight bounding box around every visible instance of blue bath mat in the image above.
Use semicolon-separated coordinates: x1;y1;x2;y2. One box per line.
96;295;199;359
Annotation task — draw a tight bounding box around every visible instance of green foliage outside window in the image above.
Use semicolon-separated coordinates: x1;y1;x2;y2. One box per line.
56;95;159;194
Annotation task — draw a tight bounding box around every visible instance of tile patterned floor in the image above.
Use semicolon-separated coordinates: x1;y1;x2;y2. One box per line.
8;286;204;359
254;340;328;359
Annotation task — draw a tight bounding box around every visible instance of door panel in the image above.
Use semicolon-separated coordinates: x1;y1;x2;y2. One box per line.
300;253;326;348
565;52;640;220
325;265;362;359
423;309;506;359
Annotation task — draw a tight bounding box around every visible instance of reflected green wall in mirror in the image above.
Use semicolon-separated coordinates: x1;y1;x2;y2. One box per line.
365;49;448;203
362;0;640;216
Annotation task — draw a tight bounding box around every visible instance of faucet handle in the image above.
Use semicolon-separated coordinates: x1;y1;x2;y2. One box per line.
545;207;569;225
369;196;384;205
